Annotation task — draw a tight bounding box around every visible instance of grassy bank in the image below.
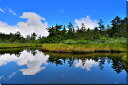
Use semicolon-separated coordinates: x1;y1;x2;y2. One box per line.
0;43;41;49
42;43;126;53
0;43;126;53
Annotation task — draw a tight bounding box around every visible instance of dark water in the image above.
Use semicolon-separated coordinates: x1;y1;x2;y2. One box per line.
0;49;128;84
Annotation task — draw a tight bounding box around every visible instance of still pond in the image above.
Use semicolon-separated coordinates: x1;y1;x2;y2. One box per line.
0;48;127;84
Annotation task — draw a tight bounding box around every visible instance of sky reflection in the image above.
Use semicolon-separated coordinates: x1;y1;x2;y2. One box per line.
0;50;49;77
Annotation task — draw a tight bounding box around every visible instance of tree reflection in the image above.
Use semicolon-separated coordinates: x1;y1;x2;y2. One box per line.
125;44;128;84
98;57;106;70
26;49;37;56
46;52;128;74
112;58;124;73
48;56;63;66
68;57;75;67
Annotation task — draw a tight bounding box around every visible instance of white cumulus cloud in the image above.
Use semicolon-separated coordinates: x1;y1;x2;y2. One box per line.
75;16;98;29
0;21;19;34
0;12;49;37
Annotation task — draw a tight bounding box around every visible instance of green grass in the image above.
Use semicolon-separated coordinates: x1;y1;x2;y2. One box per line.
61;37;126;44
42;43;126;53
0;43;42;48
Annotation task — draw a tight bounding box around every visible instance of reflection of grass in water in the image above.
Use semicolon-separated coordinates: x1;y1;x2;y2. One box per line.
0;48;24;52
0;48;24;55
0;43;41;48
0;47;42;55
42;43;126;53
44;52;125;58
123;50;128;62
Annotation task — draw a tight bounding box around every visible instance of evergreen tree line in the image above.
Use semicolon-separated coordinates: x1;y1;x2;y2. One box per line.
0;16;127;43
0;32;37;43
38;16;128;43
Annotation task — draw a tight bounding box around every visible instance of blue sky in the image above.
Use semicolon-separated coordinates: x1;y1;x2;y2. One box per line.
0;0;126;37
0;0;126;26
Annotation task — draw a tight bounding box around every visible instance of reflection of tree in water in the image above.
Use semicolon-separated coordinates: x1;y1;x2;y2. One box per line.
48;56;63;66
106;58;111;64
48;56;75;66
68;57;75;67
111;58;124;73
26;49;37;56
98;57;106;70
47;52;128;74
125;60;128;84
81;59;86;66
125;45;128;84
0;48;40;56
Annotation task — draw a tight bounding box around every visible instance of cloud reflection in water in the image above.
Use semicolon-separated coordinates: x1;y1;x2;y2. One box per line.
75;59;99;71
0;50;50;76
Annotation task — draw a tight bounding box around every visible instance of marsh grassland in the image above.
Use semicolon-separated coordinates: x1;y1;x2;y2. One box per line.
41;43;126;53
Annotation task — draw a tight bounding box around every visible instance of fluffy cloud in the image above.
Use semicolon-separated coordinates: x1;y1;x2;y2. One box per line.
75;16;98;29
0;21;18;34
0;12;49;37
20;12;45;21
75;59;98;71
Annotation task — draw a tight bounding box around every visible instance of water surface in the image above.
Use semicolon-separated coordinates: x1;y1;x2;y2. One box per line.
0;49;127;84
